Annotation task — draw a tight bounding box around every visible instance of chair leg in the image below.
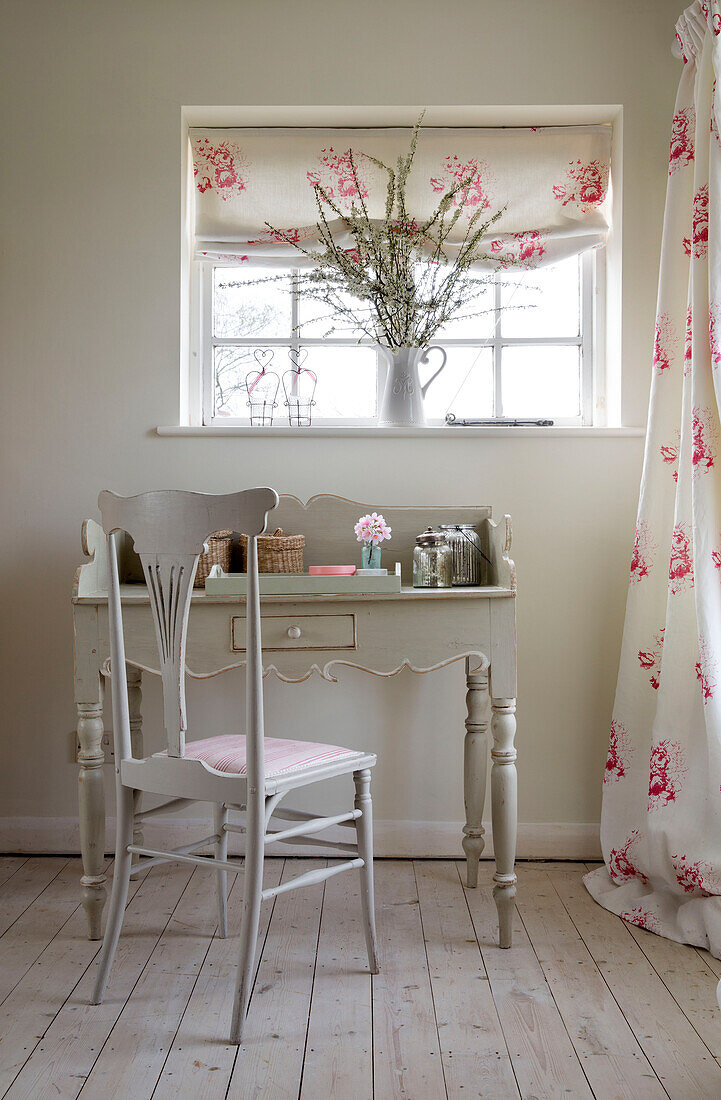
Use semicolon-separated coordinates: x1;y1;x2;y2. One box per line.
91;784;134;1004
214;802;229;938
230;813;264;1044
354;768;380;974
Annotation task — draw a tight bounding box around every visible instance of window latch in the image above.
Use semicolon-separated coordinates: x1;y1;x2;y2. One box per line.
445;413;555;427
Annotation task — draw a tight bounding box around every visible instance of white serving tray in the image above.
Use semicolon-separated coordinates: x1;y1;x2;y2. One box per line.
204;562;402;596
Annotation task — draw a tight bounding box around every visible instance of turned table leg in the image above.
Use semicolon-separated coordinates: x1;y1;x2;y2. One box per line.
491;696;517;948
462;659;490;889
77;682;106;940
127;665;144;856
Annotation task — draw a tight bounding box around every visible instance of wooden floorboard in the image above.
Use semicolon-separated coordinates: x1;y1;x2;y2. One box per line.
0;862;145;1096
225;860;327;1099
79;865;222;1099
152;859;284;1100
0;857;68;938
0;857;28;889
697;947;721;980
0;859;109;1006
414;860;519;1098
625;920;721;1059
372;860;447;1100
550;862;721;1100
2;858;721;1100
299;865;373;1100
516;864;665;1099
462;861;594;1099
4;862;194;1099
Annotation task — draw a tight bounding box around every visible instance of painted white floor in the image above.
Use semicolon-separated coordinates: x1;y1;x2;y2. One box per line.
0;856;720;1098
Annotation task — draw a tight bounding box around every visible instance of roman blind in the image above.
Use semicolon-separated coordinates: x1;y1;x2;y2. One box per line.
190;125;612;270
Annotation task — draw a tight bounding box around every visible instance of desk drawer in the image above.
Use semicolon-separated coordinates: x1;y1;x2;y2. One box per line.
231;613;356;652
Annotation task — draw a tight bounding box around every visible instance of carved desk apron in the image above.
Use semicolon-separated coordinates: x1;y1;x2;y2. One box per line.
72;496;517;947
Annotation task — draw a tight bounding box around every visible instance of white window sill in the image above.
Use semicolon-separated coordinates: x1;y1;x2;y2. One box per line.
157;424;645;439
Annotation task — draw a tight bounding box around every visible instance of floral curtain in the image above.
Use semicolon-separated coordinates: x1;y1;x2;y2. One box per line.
585;1;721;952
190;124;611;270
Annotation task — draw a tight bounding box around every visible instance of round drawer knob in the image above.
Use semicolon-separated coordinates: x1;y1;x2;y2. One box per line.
287;625;302;640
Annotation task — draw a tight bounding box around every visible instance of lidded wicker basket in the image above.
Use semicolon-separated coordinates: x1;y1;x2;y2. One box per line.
240;528;305;573
194;531;233;588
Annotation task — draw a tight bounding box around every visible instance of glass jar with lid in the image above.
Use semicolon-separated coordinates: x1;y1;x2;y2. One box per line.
439;523;486;585
413;527;453;588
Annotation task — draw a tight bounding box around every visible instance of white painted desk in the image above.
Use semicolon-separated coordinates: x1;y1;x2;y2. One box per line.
72;496;517;946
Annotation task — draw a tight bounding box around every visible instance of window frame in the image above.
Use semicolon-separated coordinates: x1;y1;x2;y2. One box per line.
178;104;622;433
198;250;601;428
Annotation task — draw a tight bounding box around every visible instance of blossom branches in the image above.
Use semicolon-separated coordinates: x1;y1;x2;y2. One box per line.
263;114;508;348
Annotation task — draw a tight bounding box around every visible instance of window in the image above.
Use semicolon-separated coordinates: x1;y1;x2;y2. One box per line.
184;116;614;430
200;250;598;426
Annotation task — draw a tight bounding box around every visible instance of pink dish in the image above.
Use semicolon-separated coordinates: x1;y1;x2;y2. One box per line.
308;565;357;576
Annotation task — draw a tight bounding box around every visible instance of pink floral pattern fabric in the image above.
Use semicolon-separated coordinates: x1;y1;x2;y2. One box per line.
429;155;494;214
489;231;547;269
660;435;680;481
638;628;665;689
685;306;694;372
709;302;721;364
585;3;721;958
669;106;696;172
552;159;609;212
190;125;612;266
692;405;718;473
696;634;718;701
192;137;248;202
668;522;694;594
693;184;710;256
653;312;678;373
605;719;634;782
629;520;656;583
307;147;370;209
620;905;661;932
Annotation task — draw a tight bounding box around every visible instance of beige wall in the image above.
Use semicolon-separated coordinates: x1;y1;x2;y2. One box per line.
0;1;681;853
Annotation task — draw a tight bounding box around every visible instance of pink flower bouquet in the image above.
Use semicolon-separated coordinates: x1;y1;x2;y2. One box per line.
354;513;391;570
354;513;392;546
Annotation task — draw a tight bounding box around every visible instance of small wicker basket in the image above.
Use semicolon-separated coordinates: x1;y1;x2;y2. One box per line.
194;531;234;588
240;528;305;573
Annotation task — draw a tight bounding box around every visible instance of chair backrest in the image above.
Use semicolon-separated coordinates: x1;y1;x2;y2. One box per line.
98;489;278;776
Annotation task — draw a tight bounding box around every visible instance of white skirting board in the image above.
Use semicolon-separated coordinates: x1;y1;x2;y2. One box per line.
0;817;602;860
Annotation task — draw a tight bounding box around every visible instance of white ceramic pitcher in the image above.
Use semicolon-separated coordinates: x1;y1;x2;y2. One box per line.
377;345;448;427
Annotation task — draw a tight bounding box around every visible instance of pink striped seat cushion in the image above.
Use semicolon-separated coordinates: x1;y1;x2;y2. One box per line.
172;734;363;777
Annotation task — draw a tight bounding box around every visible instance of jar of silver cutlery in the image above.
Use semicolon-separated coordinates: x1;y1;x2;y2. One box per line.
439;523;486;586
413;527;453;588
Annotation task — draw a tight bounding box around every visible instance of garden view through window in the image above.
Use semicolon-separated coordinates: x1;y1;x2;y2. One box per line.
203;251;595;426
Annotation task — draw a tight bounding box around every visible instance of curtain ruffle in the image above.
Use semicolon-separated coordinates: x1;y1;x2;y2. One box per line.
675;1;718;63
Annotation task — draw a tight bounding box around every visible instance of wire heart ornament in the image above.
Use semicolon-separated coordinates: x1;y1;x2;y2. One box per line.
253;348;275;371
288;348;309;372
282;350;317;427
245;351;280;425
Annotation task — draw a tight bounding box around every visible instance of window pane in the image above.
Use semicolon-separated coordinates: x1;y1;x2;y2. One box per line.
213;345;265;418
500;255;580;338
300;346;377;419
501;345;581;418
213;266;292;338
434;277;495;340
422;347;494;421
297;286;368;340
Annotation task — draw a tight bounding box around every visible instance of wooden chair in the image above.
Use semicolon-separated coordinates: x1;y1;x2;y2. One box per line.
91;488;379;1043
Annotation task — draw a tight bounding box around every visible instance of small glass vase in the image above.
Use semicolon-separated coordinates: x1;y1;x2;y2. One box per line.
360;543;382;570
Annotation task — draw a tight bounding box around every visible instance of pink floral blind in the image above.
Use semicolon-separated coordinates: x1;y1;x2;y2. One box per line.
190;125;612;270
